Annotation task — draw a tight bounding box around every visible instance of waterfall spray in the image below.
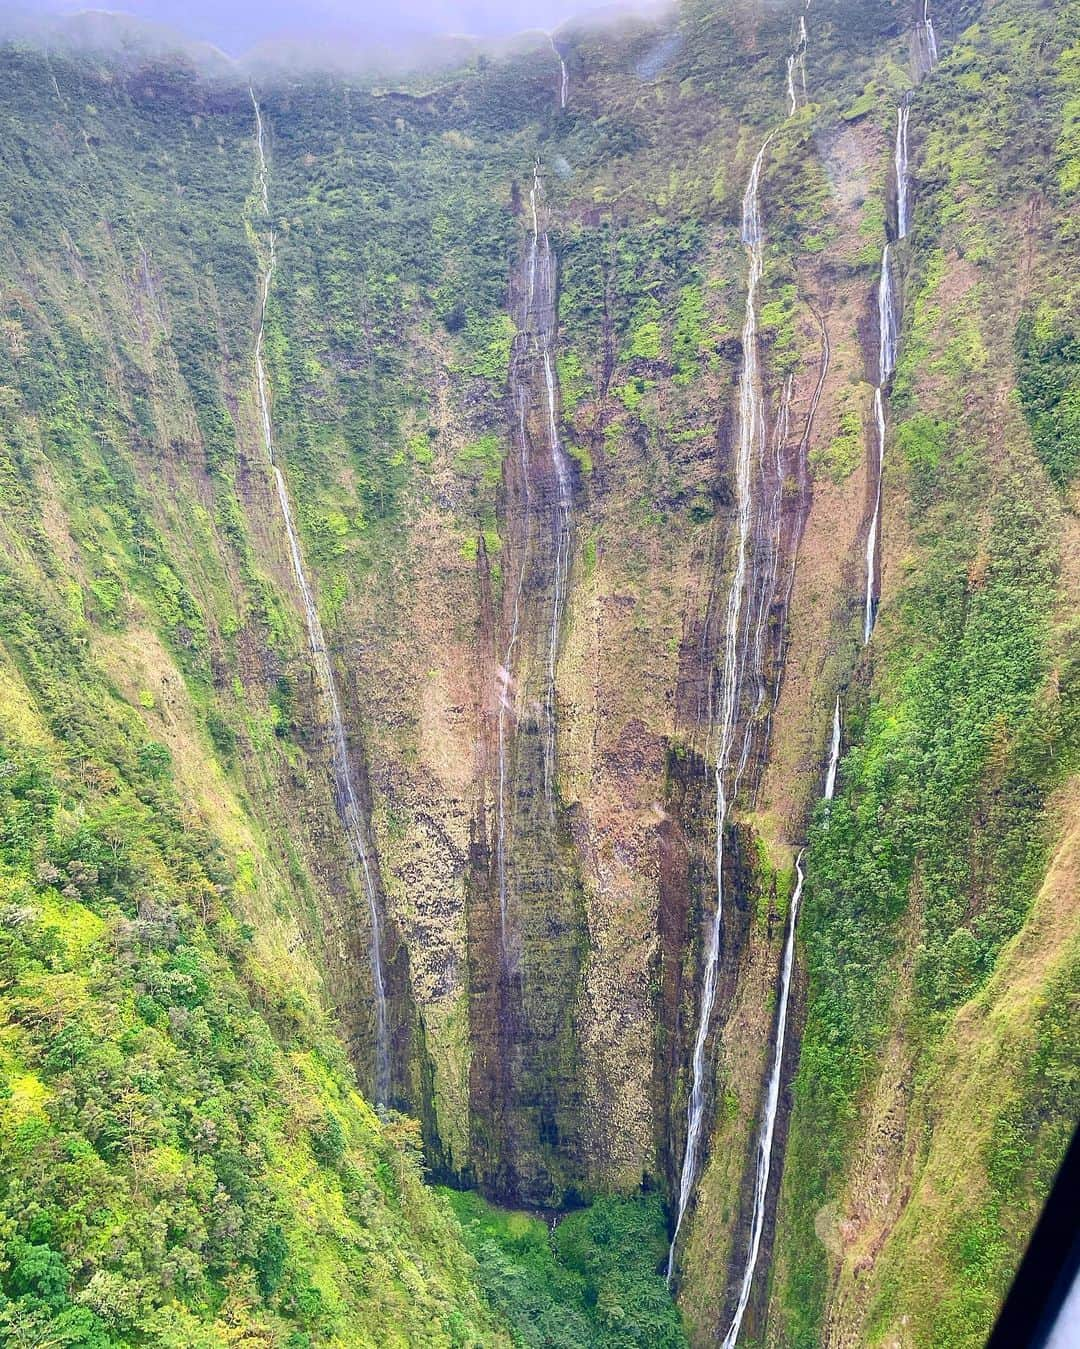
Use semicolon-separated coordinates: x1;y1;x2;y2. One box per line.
249;91;391;1104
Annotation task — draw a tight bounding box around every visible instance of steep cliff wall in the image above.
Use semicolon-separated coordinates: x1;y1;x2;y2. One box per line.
0;0;1076;1342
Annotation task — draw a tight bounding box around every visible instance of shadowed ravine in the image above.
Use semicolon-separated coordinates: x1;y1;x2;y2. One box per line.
468;144;586;1206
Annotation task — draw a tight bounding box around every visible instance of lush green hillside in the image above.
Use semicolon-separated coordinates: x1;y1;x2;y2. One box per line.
0;0;1075;1343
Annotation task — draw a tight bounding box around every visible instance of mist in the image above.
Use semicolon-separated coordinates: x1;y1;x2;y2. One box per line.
8;0;668;59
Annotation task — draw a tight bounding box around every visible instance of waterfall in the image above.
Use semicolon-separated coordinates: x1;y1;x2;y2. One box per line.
745;375;793;769
531;164;574;817
867;3;941;644
895;99;911;240
864;244;898;645
249;90;391;1103
668;2;815;1286
495;157;572;959
717;687;840;1346
495;387;532;963
550;34;568;109
667;130;773;1284
824;695;842;802
923;0;939;67
717;689;843;1345
787;4;811;115
720;850;805;1348
915;0;940;77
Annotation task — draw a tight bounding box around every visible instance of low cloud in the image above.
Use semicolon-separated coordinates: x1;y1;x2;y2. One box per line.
12;0;670;57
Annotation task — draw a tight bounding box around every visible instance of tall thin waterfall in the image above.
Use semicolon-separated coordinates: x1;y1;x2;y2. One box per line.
528;160;574;817
667;130;774;1285
863;244;898;644
865;5;939;644
550;35;568;108
494;156;572;960
787;3;811;115
718;697;843;1348
667;3;816;1287
824;695;842;802
923;0;939;66
495;386;532;962
895;99;911;240
720;851;805;1349
249;91;391;1102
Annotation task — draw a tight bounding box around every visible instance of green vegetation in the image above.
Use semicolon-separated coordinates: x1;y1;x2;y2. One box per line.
773;0;1080;1340
810;400;865;483
1015;309;1080;488
444;1190;686;1349
0;595;505;1344
0;0;1075;1342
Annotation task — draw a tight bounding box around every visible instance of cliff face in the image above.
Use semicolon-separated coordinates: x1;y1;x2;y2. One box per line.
0;0;1076;1343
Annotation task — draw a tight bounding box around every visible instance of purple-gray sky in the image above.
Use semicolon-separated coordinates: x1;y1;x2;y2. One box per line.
14;0;648;56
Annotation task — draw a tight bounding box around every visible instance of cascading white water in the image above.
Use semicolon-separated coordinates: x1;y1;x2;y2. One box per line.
741;375;792;776
866;7;939;645
495;386;533;963
494;156;571;958
550;34;568;108
824;694;842;803
895;100;911;240
667;129;774;1284
718;686;840;1345
529;163;574;815
249;90;391;1103
668;2;820;1285
720;849;805;1348
878;245;900;388
787;5;810;114
863;243;898;645
718;677;843;1346
923;0;939;66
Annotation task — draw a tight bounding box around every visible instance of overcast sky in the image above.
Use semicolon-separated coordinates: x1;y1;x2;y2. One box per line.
16;0;636;55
